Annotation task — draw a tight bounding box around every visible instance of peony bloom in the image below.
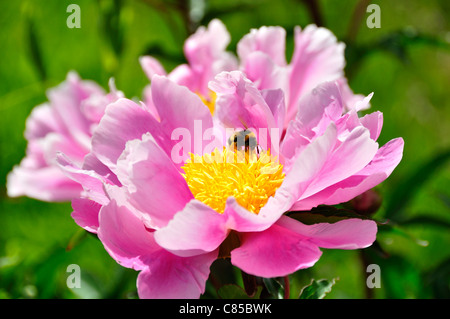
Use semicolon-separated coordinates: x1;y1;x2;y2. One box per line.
58;73;403;298
7;72;123;202
140;19;366;128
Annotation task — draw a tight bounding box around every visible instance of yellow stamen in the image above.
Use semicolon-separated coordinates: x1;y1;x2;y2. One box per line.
181;148;285;215
197;91;217;114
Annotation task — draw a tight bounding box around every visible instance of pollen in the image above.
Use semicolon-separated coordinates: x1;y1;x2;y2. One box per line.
181;148;285;215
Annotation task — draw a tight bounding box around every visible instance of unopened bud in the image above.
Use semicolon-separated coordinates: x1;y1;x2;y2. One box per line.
348;189;382;216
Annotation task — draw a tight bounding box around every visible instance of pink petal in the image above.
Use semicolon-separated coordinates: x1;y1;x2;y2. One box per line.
209;71;279;151
24;103;63;140
154;200;228;257
80;78;124;124
292;137;404;210
184;19;230;68
288;25;345;124
139;56;167;80
91;98;158;170
231;222;322;278
71;198;101;233
151;75;214;162
360;111;383;141
116;133;194;228
231;215;377;278
281;81;343;162
301;126;379;199
56;153;110;205
6;165;82;202
183;19;236;96
336;78;369;112
154;195;291;258
260;88;286;134
237;26;287;66
281;122;338;188
97;187;160;271
276;215;377;249
137;249;217;299
49;72;103;150
166;64;196;91
243;51;288;93
82;153;121;187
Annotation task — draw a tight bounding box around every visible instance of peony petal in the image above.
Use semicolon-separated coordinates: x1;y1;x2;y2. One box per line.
116;133;194;228
288;25;345;125
49;72;103;151
237;26;287;66
91;98;158;170
71;198;101;233
210;71;279;151
24;103;63;140
291;137;404;210
336;78;369;112
359;111;383;141
97;187;160;271
151;75;214;162
276;215;377;249
82;153;121;186
137;249;217;299
56;153;110;205
139;56;167;80
184;19;230;68
281;81;343;162
231;222;322;278
226;124;340;233
183;19;235;96
6;165;82;202
243;51;288;93
300;126;379;199
154;200;228;257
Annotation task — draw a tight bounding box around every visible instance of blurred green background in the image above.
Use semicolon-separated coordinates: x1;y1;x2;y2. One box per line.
0;0;449;299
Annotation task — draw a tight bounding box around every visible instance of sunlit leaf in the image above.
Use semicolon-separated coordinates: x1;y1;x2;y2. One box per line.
262;277;284;299
298;279;336;299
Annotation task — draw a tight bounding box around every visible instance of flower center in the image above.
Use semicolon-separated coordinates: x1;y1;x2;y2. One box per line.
197;91;217;114
181;148;285;215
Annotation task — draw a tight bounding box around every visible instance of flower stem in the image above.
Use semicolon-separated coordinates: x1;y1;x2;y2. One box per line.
283;275;290;299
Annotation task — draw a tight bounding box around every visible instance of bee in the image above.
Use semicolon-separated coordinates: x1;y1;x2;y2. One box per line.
227;117;263;157
227;129;259;155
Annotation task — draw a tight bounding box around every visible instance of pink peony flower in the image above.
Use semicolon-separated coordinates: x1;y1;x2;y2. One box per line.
7;72;123;202
57;73;403;298
140;20;366;128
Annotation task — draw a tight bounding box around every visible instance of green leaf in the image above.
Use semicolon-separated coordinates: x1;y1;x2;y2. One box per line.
400;216;450;229
217;284;262;299
384;148;450;221
262;277;284;299
424;258;450;298
26;18;46;81
298;279;336;299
